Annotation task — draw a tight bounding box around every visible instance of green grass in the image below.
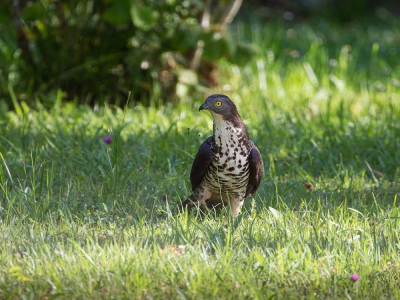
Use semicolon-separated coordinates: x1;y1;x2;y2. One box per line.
1;14;400;299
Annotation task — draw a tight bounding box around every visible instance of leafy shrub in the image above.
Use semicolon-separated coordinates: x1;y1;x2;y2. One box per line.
0;0;256;107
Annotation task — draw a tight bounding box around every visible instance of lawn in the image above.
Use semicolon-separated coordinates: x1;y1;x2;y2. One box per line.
1;15;400;299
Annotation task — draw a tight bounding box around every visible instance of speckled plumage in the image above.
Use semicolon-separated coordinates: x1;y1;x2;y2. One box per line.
183;94;263;217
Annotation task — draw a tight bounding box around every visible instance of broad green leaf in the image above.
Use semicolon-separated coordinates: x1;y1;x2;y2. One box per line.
103;0;131;25
130;5;159;30
202;33;229;61
170;25;201;52
198;30;215;42
22;3;46;21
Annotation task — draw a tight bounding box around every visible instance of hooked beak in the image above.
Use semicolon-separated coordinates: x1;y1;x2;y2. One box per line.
199;103;209;111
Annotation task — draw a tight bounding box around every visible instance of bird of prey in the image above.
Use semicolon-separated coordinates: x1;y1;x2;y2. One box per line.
183;94;263;217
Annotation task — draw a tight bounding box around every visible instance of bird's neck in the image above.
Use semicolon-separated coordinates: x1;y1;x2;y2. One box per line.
211;114;249;148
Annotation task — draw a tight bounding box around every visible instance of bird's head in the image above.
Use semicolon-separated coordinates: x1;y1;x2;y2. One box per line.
199;94;239;121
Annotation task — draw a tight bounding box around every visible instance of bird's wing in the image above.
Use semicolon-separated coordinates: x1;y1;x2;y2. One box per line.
245;141;264;197
190;136;214;191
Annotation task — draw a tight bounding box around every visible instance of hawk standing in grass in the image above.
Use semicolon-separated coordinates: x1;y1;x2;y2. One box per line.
183;94;263;217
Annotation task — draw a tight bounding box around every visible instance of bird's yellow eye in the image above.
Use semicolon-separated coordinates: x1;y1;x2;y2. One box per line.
215;101;222;107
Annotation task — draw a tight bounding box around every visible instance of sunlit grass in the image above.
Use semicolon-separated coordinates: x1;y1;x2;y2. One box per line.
1;14;400;299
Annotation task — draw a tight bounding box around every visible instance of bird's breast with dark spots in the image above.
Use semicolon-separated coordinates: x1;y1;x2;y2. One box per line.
204;129;251;193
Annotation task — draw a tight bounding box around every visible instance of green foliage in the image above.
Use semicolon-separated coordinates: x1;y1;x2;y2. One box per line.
130;4;159;30
0;0;253;107
1;15;400;298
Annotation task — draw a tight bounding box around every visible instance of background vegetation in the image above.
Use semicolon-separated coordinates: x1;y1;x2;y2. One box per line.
0;0;255;107
1;1;400;299
1;0;398;108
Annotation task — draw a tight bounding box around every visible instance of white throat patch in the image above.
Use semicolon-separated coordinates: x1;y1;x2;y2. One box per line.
212;115;248;173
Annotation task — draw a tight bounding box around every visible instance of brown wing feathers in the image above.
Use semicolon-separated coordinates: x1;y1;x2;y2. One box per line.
245;145;263;197
190;136;213;191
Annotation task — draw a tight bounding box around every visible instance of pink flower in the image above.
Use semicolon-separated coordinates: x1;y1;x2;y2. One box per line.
103;136;113;144
350;273;360;281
